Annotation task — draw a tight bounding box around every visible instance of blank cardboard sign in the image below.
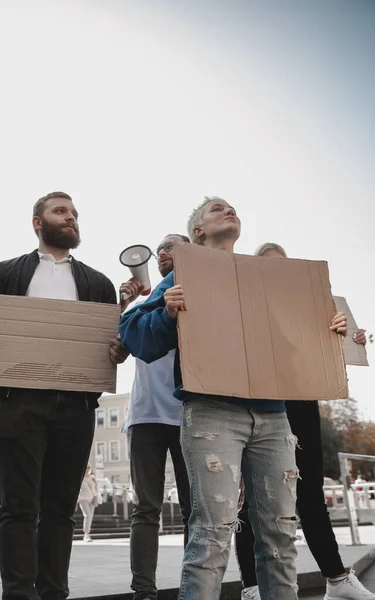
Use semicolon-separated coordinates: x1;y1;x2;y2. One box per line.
333;296;368;367
0;295;120;393
174;244;348;401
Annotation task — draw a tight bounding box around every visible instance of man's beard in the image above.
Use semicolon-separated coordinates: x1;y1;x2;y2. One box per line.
40;218;81;250
158;259;173;278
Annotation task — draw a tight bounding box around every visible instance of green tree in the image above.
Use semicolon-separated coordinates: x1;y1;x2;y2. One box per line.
319;398;375;480
342;421;375;479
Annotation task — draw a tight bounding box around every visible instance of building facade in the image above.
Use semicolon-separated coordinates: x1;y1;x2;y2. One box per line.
89;393;176;486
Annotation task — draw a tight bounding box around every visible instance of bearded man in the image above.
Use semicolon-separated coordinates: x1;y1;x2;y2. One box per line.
0;192;127;600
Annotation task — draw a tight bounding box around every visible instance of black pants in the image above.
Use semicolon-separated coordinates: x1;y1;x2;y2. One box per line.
0;388;96;600
128;424;190;600
235;401;345;586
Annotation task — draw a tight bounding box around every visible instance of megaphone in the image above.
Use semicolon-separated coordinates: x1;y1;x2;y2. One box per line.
119;244;152;299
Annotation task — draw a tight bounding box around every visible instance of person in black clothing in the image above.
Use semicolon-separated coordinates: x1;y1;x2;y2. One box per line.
0;192;128;600
236;242;373;600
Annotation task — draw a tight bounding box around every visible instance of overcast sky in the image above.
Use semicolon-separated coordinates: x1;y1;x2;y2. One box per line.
1;0;374;418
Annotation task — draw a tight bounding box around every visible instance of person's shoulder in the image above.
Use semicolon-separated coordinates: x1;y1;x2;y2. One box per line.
72;257;114;286
0;251;36;271
142;271;174;303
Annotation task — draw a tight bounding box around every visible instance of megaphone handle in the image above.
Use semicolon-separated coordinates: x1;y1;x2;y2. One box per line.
121;292;131;300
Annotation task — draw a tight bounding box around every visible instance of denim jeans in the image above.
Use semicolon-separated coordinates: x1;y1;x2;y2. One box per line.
0;388;96;600
236;400;345;586
179;398;299;600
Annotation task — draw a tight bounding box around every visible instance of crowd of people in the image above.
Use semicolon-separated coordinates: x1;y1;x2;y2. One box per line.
0;191;373;600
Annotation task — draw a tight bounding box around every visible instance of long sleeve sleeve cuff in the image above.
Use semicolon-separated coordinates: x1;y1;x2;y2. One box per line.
160;308;177;331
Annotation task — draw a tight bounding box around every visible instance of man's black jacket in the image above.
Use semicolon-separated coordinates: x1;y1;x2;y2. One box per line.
0;249;117;303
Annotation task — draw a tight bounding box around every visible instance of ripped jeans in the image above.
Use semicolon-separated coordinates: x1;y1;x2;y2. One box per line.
178;398;299;600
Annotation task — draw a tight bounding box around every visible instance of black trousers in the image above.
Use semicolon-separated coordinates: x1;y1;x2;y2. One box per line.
0;388;96;600
235;401;345;586
128;423;191;600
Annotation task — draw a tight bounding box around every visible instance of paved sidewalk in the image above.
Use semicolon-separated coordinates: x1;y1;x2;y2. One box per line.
66;525;374;598
0;526;374;599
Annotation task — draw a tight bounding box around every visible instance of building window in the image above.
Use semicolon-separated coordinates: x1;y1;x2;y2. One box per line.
95;441;106;462
96;409;105;429
110;440;120;462
111;475;120;483
108;407;119;428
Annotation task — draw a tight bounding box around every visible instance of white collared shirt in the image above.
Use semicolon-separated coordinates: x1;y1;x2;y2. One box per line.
26;253;78;301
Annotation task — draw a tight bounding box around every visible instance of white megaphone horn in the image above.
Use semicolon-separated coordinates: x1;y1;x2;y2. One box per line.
119;244;153;299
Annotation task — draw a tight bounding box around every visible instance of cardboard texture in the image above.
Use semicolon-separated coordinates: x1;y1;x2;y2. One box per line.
0;295;120;393
333;296;369;367
173;244;348;401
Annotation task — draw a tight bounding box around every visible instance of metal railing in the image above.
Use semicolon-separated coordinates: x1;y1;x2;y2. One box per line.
100;483;181;534
111;484;134;520
100;454;375;545
324;482;374;509
338;452;375;545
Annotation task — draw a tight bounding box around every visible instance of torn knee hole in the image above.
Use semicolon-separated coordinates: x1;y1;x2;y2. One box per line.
286;434;300;451
222;520;236;528
283;469;301;483
193;432;219;441
276;515;299;537
221;517;241;532
206;454;223;472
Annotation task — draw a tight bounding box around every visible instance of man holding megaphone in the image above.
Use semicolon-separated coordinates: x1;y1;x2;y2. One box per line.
120;234;191;600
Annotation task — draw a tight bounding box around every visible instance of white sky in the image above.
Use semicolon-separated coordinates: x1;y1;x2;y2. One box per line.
0;0;374;419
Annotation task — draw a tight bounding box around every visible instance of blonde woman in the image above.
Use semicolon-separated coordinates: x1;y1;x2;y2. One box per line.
78;464;102;542
236;243;372;600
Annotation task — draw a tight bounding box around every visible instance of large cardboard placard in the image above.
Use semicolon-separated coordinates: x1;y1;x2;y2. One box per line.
333;296;368;367
0;295;120;393
174;244;348;401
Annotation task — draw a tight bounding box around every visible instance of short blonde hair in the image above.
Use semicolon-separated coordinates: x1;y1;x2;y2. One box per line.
254;242;287;258
187;196;227;245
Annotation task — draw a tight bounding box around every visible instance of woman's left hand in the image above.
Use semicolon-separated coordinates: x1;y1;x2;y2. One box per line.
353;329;367;345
